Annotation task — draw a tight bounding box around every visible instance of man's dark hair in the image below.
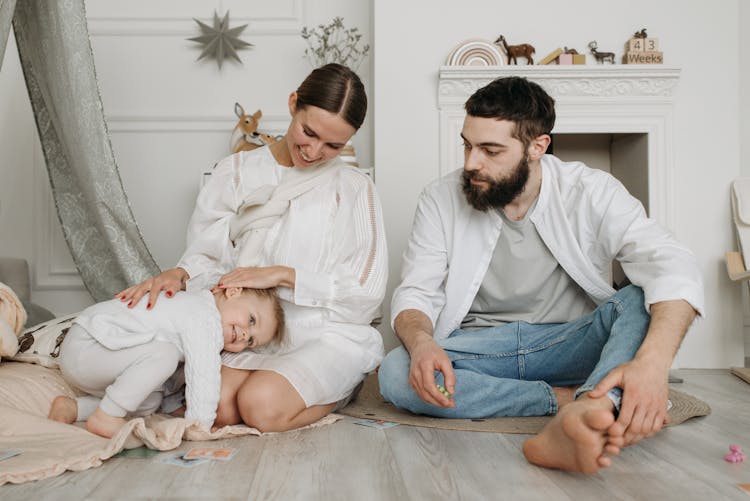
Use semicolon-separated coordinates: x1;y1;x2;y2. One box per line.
464;76;555;148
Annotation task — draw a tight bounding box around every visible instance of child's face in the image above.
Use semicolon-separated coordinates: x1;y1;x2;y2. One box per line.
217;289;278;353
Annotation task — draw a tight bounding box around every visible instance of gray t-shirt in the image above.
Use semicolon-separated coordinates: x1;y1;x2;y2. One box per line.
462;206;596;328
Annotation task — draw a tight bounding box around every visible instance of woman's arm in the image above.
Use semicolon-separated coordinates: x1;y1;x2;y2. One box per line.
118;155;241;308
116;267;189;309
217;265;295;290
291;171;388;324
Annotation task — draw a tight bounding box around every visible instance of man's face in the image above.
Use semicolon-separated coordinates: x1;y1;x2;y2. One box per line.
460;116;529;211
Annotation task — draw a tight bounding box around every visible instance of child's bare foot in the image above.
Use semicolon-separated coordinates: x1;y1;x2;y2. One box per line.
522;394;616;474
86;408;127;438
48;396;78;424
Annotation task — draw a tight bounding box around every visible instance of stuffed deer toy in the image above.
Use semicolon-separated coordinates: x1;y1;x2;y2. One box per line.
231;103;279;153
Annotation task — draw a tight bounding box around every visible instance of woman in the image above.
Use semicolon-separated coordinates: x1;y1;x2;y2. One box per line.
117;64;387;432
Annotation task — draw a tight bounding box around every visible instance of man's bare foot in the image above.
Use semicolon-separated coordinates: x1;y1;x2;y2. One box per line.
552;385;580;408
86;408;127;438
523;395;616;474
48;395;78;424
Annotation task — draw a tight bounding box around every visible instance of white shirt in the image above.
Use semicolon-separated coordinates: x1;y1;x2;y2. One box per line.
176;147;387;406
391;154;704;342
74;290;223;429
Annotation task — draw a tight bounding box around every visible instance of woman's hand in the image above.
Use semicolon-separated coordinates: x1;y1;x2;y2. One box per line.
115;267;189;309
216;266;295;290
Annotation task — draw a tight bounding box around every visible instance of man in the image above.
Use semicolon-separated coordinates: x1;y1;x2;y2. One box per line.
378;77;703;474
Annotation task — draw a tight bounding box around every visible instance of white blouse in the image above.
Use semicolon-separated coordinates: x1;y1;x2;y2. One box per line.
177;147;388;406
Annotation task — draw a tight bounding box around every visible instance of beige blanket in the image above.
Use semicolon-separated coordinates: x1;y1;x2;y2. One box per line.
0;282;26;359
0;362;339;486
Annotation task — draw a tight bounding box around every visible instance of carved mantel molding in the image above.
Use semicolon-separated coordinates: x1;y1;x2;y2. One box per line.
438;65;681;104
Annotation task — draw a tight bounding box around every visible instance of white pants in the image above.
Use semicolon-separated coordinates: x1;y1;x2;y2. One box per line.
58;324;181;420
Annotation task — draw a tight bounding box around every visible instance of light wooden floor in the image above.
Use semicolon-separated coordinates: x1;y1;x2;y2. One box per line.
3;369;750;500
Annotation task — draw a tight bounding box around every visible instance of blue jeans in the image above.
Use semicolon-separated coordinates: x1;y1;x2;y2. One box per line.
378;285;650;418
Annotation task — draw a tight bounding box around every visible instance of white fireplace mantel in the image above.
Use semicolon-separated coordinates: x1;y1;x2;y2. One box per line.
437;65;681;230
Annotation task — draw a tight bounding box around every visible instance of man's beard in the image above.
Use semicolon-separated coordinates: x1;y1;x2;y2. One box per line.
462;155;530;211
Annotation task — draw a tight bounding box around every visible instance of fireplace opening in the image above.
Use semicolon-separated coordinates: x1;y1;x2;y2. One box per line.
551;133;650;215
551;132;649;287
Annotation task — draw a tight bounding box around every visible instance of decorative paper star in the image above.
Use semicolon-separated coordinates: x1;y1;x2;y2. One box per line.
188;10;253;69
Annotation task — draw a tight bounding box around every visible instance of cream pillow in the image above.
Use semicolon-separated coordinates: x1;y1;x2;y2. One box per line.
9;314;78;368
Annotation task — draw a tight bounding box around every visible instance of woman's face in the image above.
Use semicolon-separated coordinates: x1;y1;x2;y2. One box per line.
285;93;356;168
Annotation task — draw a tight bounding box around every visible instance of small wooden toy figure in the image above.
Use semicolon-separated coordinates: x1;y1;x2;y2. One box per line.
724;444;745;463
588;41;615;64
494;35;535;65
230;103;279;153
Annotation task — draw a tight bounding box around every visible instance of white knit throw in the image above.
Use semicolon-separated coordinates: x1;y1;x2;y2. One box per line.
229;159;339;267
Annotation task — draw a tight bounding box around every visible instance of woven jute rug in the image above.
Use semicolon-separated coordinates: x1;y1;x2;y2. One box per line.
339;373;711;434
731;367;750;385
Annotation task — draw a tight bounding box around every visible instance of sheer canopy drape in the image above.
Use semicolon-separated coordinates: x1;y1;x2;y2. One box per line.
0;0;159;301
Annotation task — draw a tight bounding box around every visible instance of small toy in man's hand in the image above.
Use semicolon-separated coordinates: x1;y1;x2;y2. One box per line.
436;383;453;399
724;444;745;463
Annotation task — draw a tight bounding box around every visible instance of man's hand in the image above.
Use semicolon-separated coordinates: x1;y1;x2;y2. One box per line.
589;357;670;445
590;299;696;445
408;337;456;408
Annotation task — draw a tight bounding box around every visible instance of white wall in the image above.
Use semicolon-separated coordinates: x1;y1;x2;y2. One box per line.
374;0;744;367
0;0;372;317
1;1;747;367
740;0;750;364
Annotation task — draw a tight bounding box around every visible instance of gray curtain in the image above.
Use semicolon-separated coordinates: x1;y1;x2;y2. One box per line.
0;0;15;69
1;0;159;301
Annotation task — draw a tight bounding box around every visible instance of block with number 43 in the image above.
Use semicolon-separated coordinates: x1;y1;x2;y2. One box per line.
629;37;659;52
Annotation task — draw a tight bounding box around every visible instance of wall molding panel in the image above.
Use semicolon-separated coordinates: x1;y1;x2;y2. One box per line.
105;113;288;137
33;143;85;290
86;0;305;37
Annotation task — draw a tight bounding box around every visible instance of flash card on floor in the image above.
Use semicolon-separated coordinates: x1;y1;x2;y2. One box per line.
0;449;22;462
737;484;750;496
183;447;236;461
353;418;400;429
158;452;210;468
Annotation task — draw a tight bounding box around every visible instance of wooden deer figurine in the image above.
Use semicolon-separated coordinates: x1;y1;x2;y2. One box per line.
587;41;615;64
494;35;536;65
231;103;278;153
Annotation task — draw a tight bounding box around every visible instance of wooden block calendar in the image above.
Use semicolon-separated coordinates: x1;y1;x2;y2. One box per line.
624;35;662;64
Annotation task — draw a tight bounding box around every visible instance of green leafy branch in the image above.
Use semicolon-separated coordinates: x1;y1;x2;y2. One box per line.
300;17;370;70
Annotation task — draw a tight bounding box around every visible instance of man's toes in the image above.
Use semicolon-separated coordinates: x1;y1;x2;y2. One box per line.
607;434;625;447
604;444;621;456
584;409;615;431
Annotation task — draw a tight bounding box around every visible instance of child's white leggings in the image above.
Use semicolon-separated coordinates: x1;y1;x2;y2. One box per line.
58;324;181;421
